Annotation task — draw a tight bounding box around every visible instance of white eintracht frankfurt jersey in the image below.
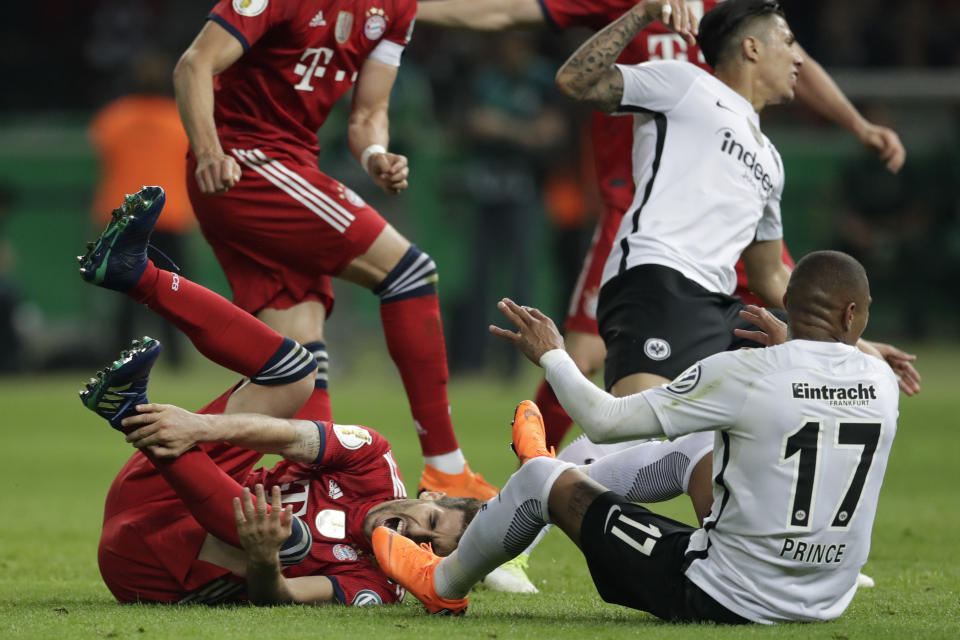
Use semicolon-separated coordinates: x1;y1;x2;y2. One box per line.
643;340;899;623
602;60;784;294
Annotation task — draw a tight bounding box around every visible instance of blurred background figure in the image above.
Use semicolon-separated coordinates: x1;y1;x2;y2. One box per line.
88;52;193;367
0;185;25;373
447;34;569;375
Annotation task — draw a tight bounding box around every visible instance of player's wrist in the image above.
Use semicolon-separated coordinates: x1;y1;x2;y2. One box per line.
360;144;387;174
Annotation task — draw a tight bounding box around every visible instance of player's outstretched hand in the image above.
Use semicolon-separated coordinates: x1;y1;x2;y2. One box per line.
490;298;565;365
734;304;788;347
368;152;410;195
638;0;698;46
122;403;210;458
234;484;292;564
195;152;242;194
862;340;921;395
855;121;906;173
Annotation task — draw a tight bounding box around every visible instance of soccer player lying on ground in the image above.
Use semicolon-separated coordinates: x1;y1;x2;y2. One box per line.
79;186;481;605
373;250;899;623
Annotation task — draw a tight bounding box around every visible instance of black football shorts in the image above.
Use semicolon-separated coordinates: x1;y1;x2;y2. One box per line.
579;491;749;624
597;263;784;389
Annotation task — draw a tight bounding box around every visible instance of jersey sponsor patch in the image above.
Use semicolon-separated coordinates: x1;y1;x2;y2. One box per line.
333;424;373;450
332;543;359;562
233;0;268;18
666;363;701;394
363;8;387;40
352;589;383;606
644;337;671;361
335;11;354;44
314;508;346;539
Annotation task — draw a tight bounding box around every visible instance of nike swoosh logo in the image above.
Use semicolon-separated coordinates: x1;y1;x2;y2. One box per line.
716;100;737;113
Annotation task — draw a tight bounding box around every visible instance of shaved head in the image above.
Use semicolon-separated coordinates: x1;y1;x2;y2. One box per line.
785;251;871;343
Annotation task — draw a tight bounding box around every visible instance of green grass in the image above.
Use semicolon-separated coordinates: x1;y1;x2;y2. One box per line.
0;344;958;639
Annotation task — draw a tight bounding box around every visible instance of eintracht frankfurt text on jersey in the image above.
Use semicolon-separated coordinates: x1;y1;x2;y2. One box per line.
643;340;899;623
601;61;785;295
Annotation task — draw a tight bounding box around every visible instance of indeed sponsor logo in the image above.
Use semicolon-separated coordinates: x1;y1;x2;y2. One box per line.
717;128;773;195
791;382;877;406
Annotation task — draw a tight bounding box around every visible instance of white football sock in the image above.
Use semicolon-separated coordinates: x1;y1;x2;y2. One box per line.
519;432;712;557
434;457;575;598
424;449;466;475
583;432;713;500
558;433;643;465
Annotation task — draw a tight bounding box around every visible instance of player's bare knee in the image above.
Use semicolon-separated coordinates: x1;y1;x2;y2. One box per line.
547;468;607;547
564;332;606;375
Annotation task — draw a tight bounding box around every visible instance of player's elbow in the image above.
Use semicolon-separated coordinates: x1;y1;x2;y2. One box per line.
173;50;198;90
555;68;582;102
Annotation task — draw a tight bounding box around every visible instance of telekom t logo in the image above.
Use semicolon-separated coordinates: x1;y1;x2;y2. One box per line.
293;47;335;91
647;1;707;63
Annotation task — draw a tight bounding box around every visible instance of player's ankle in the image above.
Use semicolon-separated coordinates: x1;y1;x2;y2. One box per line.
423;449;466;475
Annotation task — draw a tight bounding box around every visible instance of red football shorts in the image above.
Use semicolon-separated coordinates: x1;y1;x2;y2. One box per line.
187;146;388;316
564;204;624;334
98;387;259;602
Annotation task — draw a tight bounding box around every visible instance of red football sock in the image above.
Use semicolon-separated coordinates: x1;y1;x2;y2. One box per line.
142;447;263;547
535;379;575;450
293;387;332;422
380;294;458;456
129;262;283;377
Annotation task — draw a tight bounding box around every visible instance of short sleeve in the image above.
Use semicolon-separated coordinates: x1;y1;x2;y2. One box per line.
756;147;785;241
538;0;634;31
616;60;700;114
312;422;392;470
643;351;750;439
208;0;293;52
386;0;417;46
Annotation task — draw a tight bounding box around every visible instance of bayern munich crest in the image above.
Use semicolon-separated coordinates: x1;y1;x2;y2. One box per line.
332;544;359;562
666;363;702;395
339;185;365;207
364;8;387;40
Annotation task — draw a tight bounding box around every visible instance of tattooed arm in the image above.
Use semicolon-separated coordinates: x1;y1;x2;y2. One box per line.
121;405;323;463
555;0;697;113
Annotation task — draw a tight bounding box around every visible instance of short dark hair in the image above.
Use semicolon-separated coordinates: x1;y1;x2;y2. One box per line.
786;250;870;318
435;496;483;537
698;0;785;68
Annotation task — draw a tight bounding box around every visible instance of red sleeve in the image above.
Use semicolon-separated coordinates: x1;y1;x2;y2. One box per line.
385;0;417;47
537;0;635;31
207;0;295;52
312;422;392;471
327;561;405;606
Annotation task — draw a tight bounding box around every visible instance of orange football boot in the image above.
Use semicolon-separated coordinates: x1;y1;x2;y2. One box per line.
418;462;498;501
372;526;469;615
511;400;556;464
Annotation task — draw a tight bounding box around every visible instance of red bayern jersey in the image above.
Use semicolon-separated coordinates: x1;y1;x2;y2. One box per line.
538;0;718;212
245;421;408;606
208;0;416;162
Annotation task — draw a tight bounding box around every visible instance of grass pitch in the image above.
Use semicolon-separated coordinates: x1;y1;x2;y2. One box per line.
0;344;957;639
